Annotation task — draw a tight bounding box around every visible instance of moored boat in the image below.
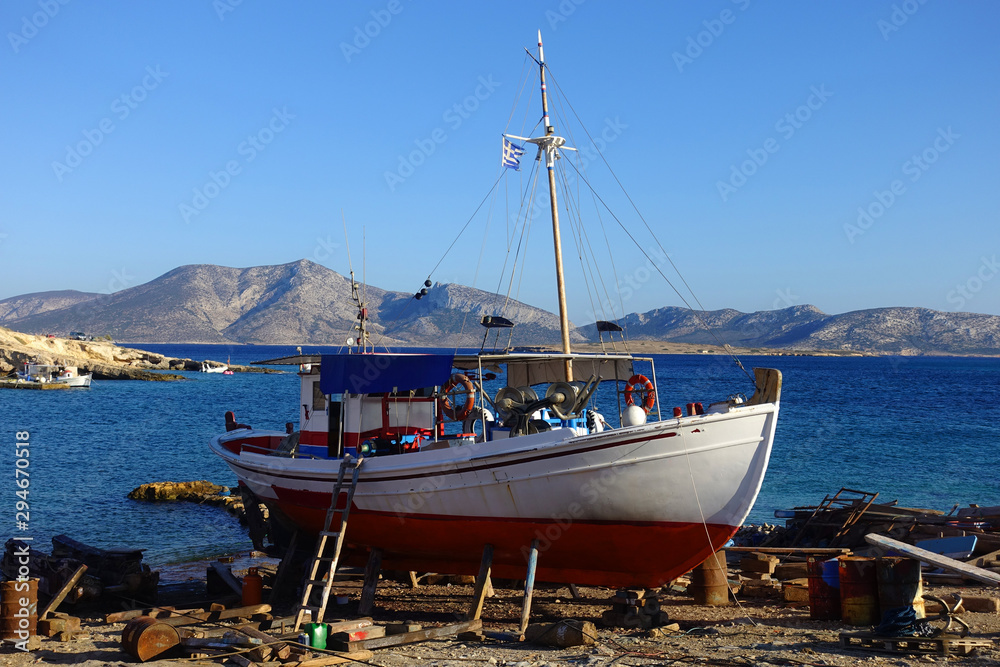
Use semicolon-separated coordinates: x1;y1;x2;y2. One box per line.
17;361;92;387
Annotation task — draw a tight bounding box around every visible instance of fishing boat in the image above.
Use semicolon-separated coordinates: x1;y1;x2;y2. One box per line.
209;34;781;588
17;361;92;387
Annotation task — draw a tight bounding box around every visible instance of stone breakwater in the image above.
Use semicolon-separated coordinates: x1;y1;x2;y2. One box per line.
127;480;245;521
0;325;271;380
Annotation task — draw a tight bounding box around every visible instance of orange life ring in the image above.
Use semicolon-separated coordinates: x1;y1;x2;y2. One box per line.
440;373;476;421
624;374;656;413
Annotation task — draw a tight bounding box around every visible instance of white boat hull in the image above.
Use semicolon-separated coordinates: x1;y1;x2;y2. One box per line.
212;401;778;586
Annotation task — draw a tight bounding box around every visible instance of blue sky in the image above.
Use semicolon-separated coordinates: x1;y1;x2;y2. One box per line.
2;1;998;323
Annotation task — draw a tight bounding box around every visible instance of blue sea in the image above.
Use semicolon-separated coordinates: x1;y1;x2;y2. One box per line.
2;344;998;570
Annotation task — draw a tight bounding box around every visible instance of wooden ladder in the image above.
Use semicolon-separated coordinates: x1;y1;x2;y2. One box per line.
293;456;364;631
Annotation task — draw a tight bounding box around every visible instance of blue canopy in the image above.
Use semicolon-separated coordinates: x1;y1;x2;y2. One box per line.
319;354;455;394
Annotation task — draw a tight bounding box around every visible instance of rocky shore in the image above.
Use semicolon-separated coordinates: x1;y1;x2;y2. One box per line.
0;326;273;381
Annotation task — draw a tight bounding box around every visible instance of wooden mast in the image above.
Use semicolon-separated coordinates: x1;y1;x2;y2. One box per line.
537;31;573;381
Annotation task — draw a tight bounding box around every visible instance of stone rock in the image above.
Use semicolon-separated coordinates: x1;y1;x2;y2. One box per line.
127;480;227;501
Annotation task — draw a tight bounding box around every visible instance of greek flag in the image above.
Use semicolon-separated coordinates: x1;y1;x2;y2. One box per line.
502;137;525;170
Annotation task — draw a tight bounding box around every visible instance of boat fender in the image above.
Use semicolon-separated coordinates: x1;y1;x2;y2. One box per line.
440;373;476;421
623;374;656;413
462;406;494;438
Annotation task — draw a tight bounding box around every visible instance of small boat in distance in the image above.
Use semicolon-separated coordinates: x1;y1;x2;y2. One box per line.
17;361;92;387
209;33;782;588
201;361;228;373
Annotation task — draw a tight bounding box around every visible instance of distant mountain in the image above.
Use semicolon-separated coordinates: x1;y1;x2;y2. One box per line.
579;304;1000;355
0;260;576;346
0;290;101;323
3;260;998;354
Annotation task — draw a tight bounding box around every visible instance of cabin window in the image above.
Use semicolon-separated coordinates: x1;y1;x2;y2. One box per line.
312;381;326;411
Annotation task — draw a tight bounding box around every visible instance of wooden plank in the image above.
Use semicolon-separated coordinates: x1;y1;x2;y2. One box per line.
865;534;1000;586
294;650;374;666
159;604;272;627
40;564;87;619
466;544;494;621
329;619;481;653
723;546;852;554
268;529;299;604
357;548;382;616
105;606;191;623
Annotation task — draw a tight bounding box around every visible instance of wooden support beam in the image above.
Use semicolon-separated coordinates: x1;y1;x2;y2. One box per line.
865;534;1000;586
294;649;374;666
723;546;852;555
208;562;244;596
519;539;540;638
328;619;481;653
357;547;383;616
269;529;299;604
466;544;494;621
568;583;581;600
40;564;87;619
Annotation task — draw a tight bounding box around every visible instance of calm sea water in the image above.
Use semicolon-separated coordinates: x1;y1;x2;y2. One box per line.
2;344;997;569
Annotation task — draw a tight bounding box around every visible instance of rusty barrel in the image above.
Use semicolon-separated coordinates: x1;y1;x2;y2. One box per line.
877;556;925;619
0;579;37;642
838;556;879;625
807;557;840;620
689;550;729;606
121;616;181;662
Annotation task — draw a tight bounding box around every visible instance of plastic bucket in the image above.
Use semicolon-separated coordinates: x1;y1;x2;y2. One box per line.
807;557;840;620
0;579;37;642
689;550;729;606
877;556;925;619
839;556;879;626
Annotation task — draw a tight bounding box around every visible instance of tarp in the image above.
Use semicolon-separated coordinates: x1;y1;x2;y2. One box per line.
319;354;455;394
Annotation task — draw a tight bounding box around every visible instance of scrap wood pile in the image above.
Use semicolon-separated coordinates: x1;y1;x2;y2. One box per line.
1;534;158;605
116;603;483;665
734;488;1000;582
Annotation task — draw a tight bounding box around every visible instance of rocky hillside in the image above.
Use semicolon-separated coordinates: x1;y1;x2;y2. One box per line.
4;260;999;354
0;260;575;346
580;305;1000;355
0;290;100;321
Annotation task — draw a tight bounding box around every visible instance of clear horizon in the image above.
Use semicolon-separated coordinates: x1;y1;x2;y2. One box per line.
2;2;998;321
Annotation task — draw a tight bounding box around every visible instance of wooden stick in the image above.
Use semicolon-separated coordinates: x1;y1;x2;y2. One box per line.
466;544;494;621
269;529;299;604
519;539;540;637
357;548;383;616
40;564;87;619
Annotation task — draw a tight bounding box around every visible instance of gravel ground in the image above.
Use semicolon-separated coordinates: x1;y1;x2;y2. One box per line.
1;579;996;667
